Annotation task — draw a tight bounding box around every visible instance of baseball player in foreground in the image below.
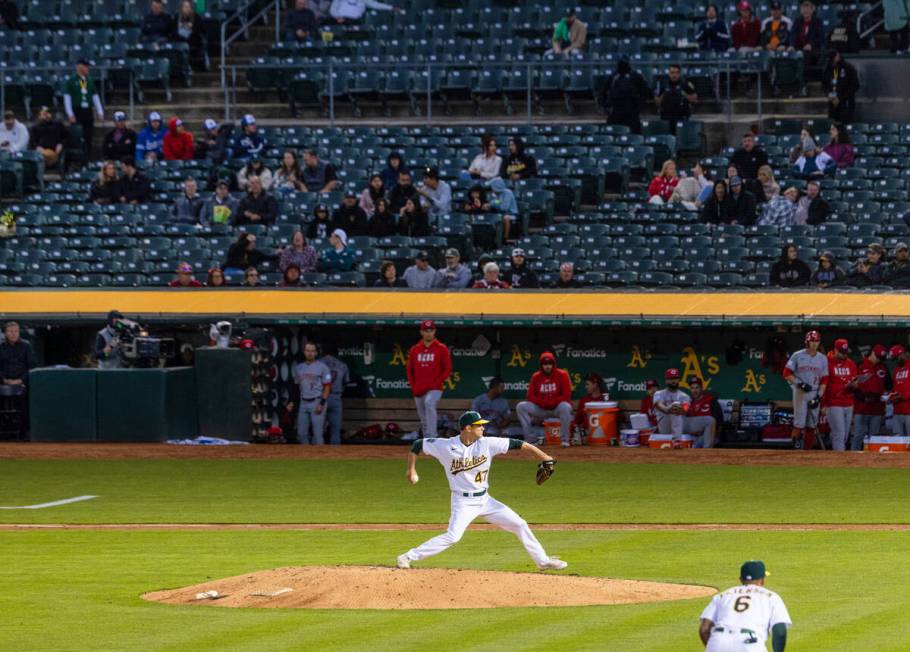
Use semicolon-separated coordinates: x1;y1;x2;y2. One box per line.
397;410;567;571
783;330;828;449
699;560;791;651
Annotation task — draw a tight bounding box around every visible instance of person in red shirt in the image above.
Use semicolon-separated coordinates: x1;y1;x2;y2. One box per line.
731;0;761;50
822;338;858;451
163;117;195;161
887;345;910;436
573;372;607;444
685;376;724;448
516;351;573;447
647;160;680;204
168;261;203;287
852;344;890;450
406;319;452;438
640;379;659;426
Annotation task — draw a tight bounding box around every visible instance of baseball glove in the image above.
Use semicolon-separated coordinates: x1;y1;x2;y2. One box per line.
536;460;556;485
807;398;820;410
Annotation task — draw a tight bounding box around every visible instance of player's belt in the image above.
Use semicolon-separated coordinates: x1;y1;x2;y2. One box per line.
457;489;487;497
712;626;758;642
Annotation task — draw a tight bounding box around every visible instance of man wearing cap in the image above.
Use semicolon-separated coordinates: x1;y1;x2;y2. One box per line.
727;176;758;226
506;248;540;289
201;179;239;226
94;310;125;369
731;1;761;51
300;148;338;193
235;176;278;226
417;167;452;219
517;351;573;446
699;560;791;651
397;410;567;572
331;191;369;236
471;377;512;437
823;339;858;451
118;157;151;204
573;373;606;444
231;114;268;160
887;346;910;435
761;1;792;51
852;344;890;449
135;112;165;162
640;379;659;426
30;107;68;169
784;330;828;449
653;369;691;437
63;59;104;158
402;251;437;290
406;321;452;439
194;119;220;161
685;377;723;448
0;110;29;155
319;229;356;272
102;112;137;161
163;117;195;161
884;243;910;287
434;248;472;289
168;262;203;288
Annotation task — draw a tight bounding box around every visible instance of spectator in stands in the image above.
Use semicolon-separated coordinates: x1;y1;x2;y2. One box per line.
279;230;318;273
792;138;835;179
300;148;338;192
648;160;680;204
89;161;120;205
320;228;356;272
605;58;650;134
135;111;165;162
332;190;369;236
731;1;761;51
823;53;860;124
885;0;910;52
287;0;317;40
669;163;712;209
194;119;220;161
118;158;151;203
235;176;278;225
700;180;732;224
358;174;385;217
368;198;396;237
374;260;406;287
654;65;697;131
552;262;582;288
163;117;195;161
242;266;264;287
231;114;267;159
884;243;910;286
389;169;418;213
770;244;811;286
547;8;587;58
142;0;174;44
397;198;430;237
307;0;331;22
435;248;472;289
380;152;407;190
488;178;519;241
403;251;436;289
788;1;824;64
171;177;204;223
462;185;490;214
63;59;104;159
500;137;537;181
237;158;273;192
640;379;659;426
727;176;758;224
760;0;792;51
274;150;304;194
417;166;451;219
811;251;846;287
467;134;502;181
686;376;723;448
730;132;768;182
329;0;400;23
101;111;136;161
206;267;227;287
30;107;67;169
472;377;511;436
794;180;831;225
224;233;277;277
1;321;33;438
757;165;781;200
696;4;731;52
787;127;813;164
653;368;690;437
173;0;205;67
507;248;540;289
279;262;305;287
0;110;28;154
847;243;887;286
0;0;20;29
201;179;238;226
307;204;332;240
517;351;572;445
473;262;511;289
759;186;798;226
169;262;203;287
823;123;855;169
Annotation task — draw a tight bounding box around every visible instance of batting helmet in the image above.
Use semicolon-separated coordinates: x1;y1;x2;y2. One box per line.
805;330;821;343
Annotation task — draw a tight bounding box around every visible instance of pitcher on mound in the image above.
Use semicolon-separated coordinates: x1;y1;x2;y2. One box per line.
397;410;568;571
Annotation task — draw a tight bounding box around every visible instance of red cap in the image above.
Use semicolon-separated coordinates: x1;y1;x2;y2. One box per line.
420;319;436;330
687;376;703;387
890;345;906;359
737;0;752;10
240;339;255;349
834;338;849;353
266;426;282;435
665;368;680;380
805;330;821;343
872;344;887;358
645;379;659;389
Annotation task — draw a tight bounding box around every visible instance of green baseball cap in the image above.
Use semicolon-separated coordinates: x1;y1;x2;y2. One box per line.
458;411;490;430
740;560;767;581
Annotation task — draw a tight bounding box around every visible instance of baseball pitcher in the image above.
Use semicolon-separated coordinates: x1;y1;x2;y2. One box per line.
783;330;828;449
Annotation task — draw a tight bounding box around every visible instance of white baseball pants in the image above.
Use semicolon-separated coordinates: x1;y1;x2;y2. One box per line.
686;415;716;448
516;401;572;442
403;493;549;567
826;406;853;451
297;398;326;445
892;414;910;435
792;387;819;429
414;389;443;437
852;414;882;450
705;629;762;651
657;412;685;436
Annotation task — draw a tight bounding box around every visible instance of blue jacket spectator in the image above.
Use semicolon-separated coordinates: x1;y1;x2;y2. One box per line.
488;178;518;215
792;139;835;179
380;151;408;189
230;114;267;159
695;4;731;51
135;112;165;162
320;228;356;272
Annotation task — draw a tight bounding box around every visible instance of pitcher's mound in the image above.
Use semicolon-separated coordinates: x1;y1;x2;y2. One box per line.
143;566;715;610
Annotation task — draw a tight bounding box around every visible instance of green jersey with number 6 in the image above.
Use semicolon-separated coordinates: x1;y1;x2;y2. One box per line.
700;584;791;647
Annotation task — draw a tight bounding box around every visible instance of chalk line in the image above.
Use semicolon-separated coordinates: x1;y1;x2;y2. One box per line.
0;495;98;510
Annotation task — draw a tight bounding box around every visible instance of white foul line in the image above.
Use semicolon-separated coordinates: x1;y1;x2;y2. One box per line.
0;495;99;510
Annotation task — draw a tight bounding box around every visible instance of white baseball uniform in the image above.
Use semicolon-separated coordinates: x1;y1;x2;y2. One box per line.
701;584;792;651
785;349;828;429
293;360;332;445
653;387;690;436
400;436;552;568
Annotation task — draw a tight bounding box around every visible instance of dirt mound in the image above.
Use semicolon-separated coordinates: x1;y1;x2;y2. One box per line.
143;566;715;610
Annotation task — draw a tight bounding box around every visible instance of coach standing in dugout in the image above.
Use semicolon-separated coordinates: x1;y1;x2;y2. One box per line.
784;330;827;449
63;59;104;158
852;344;889;450
319;343;349;445
406;320;452;438
887;346;910;435
823;338;858;451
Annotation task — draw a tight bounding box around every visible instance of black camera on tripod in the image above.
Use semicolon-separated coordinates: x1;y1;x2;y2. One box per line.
113;318;176;367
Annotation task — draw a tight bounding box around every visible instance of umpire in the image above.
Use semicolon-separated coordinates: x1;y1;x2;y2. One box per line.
63;59;104;158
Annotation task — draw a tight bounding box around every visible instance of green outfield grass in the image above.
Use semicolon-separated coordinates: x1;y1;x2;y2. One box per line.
2;458;910;651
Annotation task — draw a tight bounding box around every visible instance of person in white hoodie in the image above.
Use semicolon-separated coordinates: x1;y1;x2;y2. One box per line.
0;110;29;154
329;0;399;22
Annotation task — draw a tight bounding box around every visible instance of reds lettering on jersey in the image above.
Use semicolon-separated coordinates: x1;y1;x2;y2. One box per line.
825;357;857;408
893;363;910;415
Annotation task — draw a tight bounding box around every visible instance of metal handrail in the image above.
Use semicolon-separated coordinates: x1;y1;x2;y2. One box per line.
857;0;884;41
220;0;283;91
0;65;135;121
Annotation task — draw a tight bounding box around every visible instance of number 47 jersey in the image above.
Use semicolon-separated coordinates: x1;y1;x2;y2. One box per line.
701;584;792;646
422;437;520;493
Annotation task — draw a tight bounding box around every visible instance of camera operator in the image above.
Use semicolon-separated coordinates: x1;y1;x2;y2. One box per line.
95;310;124;369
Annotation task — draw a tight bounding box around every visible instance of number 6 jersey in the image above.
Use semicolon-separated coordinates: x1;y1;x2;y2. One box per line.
421;436;523;493
700;584;792;646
